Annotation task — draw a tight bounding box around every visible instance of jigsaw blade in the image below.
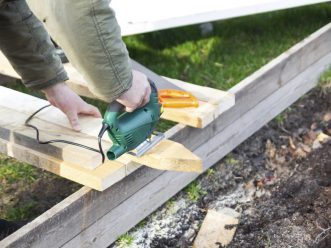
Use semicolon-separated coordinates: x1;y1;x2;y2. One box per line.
128;132;165;157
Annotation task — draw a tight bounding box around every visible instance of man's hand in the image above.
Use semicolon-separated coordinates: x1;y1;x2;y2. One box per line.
116;70;151;112
43;82;101;131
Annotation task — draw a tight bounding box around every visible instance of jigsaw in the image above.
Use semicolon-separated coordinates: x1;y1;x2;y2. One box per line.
97;79;164;162
25;78;197;164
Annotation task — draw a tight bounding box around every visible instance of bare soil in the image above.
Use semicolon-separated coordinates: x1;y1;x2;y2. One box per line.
231;143;331;248
230;88;331;247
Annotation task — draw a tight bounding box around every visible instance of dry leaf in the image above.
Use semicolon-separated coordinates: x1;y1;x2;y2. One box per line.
288;137;296;150
294;148;307;158
323;112;331;122
317;132;330;143
265;140;276;159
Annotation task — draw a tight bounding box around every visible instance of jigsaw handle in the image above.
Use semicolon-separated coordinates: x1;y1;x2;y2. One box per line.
106;100;125;113
106;78;157;115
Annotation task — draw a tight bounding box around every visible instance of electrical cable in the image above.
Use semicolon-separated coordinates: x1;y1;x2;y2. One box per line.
25;104;107;163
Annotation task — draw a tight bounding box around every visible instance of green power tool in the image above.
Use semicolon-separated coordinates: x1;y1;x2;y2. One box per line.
97;79;164;162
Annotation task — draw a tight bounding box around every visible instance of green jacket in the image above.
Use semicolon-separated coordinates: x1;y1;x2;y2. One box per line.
0;0;132;102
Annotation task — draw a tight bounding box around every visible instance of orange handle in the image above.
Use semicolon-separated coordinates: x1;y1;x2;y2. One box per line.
159;89;192;98
158;89;199;108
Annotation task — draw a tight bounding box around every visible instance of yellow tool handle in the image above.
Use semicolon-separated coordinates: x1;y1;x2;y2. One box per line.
158;89;199;108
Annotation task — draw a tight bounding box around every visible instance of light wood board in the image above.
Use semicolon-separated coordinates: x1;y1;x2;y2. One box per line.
193;208;240;248
2;22;331;248
0;86;202;189
0;53;235;128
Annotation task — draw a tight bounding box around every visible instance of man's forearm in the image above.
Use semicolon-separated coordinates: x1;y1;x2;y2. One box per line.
0;0;68;90
27;0;133;103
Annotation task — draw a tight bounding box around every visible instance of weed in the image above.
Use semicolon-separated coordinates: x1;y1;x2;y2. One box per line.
116;233;134;248
275;113;286;125
136;219;148;229
4;201;37;221
0;157;38;184
264;235;272;248
206;168;215;177
318;67;331;95
224;153;239;165
185;182;207;202
165;198;175;210
275;107;294;125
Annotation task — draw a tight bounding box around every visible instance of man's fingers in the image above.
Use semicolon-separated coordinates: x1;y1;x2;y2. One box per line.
81;104;102;118
116;71;151;112
125;106;135;112
66;111;81;131
121;96;144;112
141;85;151;107
124;88;150;112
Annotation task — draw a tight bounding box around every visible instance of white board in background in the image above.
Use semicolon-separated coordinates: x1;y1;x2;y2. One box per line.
111;0;329;36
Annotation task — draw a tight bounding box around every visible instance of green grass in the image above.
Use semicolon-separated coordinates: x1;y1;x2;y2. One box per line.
0;154;39;220
124;3;331;90
4;201;38;221
0;154;38;185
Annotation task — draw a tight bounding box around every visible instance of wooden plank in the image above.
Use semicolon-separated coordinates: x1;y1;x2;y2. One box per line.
0;53;235;128
111;0;329;36
0;138;134;191
193;208;240;248
2;22;331;247
0;106;103;169
0;85;202;174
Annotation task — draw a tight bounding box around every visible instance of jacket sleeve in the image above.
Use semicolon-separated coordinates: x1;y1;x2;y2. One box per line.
0;0;68;90
27;0;133;103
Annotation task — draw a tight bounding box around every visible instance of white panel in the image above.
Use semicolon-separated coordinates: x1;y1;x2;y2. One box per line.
111;0;329;35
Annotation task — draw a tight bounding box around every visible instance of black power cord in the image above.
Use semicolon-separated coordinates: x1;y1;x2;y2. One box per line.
25;104;107;163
